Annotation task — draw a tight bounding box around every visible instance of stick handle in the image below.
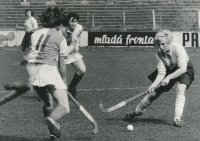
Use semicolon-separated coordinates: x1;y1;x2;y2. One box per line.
107;91;146;112
68;93;94;122
100;84;162;113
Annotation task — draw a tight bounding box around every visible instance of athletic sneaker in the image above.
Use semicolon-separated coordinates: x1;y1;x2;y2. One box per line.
49;121;61;140
124;111;142;121
20;60;28;65
173;119;184;127
68;87;78;99
44;117;61;138
50;135;56;140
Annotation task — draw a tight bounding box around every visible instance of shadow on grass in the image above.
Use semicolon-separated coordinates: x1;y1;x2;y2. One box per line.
105;117;172;126
0;135;48;141
125;117;172;126
71;136;93;141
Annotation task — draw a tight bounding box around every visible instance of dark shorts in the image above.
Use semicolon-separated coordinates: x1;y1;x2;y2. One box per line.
148;60;194;93
21;31;33;49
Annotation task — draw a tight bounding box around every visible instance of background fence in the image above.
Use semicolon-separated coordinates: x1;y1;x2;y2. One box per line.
0;9;199;32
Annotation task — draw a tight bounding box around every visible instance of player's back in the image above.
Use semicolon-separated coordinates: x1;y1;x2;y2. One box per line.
27;28;65;65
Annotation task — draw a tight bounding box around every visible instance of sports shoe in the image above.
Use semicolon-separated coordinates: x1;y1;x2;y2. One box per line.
44;117;61;138
124;111;142;121
49;121;61;140
173;119;184;127
68;86;78;99
50;135;56;140
20;60;28;65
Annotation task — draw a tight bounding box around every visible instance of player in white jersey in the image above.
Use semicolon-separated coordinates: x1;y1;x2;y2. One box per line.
16;9;38;65
125;29;194;127
26;7;70;140
60;13;86;99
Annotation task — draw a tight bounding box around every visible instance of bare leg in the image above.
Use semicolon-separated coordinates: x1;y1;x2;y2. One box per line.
124;91;163;121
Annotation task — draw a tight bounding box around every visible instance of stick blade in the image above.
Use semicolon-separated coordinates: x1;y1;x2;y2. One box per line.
69;92;99;134
92;121;98;134
99;103;109;113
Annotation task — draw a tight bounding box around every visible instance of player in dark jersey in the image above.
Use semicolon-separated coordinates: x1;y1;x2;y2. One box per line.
125;29;194;127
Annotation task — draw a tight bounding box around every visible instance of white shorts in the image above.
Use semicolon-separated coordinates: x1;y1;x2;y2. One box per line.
26;63;67;89
65;52;83;64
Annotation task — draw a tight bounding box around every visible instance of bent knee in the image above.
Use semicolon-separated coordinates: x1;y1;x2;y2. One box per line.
59;103;70;114
176;87;186;95
176;84;187;94
43;99;54;108
149;92;162;101
44;105;54;111
78;67;86;76
64;106;70;114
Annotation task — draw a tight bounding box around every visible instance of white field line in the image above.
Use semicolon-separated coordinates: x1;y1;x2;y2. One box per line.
78;84;200;91
0;84;199;93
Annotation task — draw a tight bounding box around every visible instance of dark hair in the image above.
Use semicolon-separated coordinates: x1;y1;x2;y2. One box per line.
39;7;65;28
62;13;79;26
25;9;34;16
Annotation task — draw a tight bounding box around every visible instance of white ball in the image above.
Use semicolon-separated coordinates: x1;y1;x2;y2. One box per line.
127;125;134;131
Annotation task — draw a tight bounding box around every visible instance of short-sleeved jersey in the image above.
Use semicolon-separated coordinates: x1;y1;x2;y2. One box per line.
60;24;83;54
156;42;189;75
68;24;82;46
27;28;68;66
24;16;38;32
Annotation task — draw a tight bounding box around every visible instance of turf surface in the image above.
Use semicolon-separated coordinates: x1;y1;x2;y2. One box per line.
0;47;199;141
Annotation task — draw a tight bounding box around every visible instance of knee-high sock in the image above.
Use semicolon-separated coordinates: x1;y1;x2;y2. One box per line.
50;105;67;121
174;94;185;120
69;72;83;88
135;94;153;114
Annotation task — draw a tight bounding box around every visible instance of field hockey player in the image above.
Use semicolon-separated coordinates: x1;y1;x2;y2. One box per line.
25;7;70;140
124;29;194;127
60;13;86;99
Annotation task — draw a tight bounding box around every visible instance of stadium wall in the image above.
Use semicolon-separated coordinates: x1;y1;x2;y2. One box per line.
0;31;199;48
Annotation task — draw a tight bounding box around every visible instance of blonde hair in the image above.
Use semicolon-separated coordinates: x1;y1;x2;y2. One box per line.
154;29;173;45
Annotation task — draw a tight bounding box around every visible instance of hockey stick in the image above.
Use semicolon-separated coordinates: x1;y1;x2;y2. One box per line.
0;82;31;106
68;92;98;134
99;84;161;113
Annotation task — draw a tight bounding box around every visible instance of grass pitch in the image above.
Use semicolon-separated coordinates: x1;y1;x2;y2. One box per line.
0;47;199;141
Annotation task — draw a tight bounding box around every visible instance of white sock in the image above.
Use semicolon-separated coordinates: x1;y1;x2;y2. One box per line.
174;94;185;120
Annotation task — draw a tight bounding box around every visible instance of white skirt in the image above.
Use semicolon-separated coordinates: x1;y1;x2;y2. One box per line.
65;52;83;64
26;63;67;89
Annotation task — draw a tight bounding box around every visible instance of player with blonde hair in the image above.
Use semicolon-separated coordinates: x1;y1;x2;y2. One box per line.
125;29;194;127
